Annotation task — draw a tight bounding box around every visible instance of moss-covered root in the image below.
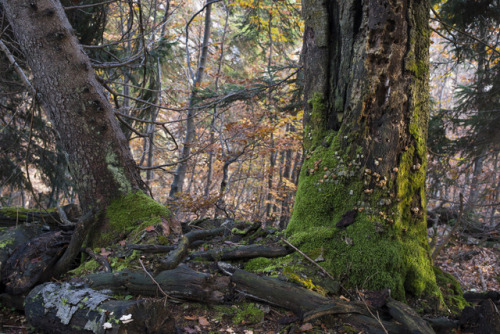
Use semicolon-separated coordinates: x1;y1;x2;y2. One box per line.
87;191;170;247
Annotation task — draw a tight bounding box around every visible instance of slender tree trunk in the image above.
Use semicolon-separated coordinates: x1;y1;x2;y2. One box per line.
1;0;145;212
288;0;442;302
205;5;229;198
170;3;212;197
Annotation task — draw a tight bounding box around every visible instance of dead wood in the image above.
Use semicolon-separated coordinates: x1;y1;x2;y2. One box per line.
52;210;96;277
1;230;72;294
459;299;500;334
159;226;227;270
190;244;292;261
0;204;80;229
0;225;44;280
81;265;230;303
386;298;436;334
340;314;406;334
218;262;367;320
127;243;175;253
25;282;175;334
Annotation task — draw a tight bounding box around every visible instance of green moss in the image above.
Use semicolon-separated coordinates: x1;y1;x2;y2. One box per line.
232;303;265;325
0;207;55;220
287;130;441;302
244;257;274;272
89;191;170;247
433;267;468;314
68;259;100;276
305;92;327;151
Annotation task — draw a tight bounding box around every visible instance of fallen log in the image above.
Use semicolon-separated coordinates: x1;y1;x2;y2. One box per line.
386;299;435;334
0;204;80;229
0;225;44;279
190;244;292;261
218;262;367;320
1;230;71;294
25;282;175;334
81;265;230;303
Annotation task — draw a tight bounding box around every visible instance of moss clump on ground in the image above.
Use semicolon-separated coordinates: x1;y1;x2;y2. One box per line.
68;259;100;276
89;191;170;247
232;303;265;325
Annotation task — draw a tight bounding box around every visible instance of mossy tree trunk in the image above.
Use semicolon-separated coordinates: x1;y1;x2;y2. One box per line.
1;0;146;211
287;0;440;302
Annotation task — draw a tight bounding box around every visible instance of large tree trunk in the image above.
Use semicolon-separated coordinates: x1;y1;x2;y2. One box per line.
287;0;440;302
1;0;145;212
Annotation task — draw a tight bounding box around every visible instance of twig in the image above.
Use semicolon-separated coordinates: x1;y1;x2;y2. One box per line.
84;247;112;272
357;289;389;334
281;238;334;281
138;257;169;298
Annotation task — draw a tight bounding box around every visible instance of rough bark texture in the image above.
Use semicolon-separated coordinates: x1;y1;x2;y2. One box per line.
287;0;440;302
1;0;145;211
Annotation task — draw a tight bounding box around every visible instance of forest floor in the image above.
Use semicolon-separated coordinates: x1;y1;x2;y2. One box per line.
0;225;499;333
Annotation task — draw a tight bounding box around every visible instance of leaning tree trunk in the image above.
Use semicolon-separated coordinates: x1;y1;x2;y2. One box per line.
287;0;441;302
1;0;146;213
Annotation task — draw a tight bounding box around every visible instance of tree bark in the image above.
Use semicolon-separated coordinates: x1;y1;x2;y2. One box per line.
170;3;213;197
288;0;440;302
1;0;145;212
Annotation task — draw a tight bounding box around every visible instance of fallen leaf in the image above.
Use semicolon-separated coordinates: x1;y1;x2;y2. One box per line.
144;225;155;232
198;316;209;326
100;248;112;258
184;315;197;321
118;240;126;247
299;323;313;332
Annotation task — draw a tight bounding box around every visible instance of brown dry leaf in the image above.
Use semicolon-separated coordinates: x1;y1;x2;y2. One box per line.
118;240;126;247
299;323;313;332
144;225;155;232
198;316;210;326
100;248;112;258
339;295;350;302
184;315;197;321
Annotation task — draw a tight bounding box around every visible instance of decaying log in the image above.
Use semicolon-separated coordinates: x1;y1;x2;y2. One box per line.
386;298;436;334
81;265;230;303
1;230;71;294
459;299;500;334
25;282;175;334
341;314;406;334
159;227;227;270
190;244;292;261
0;204;80;229
0;225;44;277
219;262;368;320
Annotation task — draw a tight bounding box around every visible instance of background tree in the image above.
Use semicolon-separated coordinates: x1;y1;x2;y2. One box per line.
286;0;442;301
